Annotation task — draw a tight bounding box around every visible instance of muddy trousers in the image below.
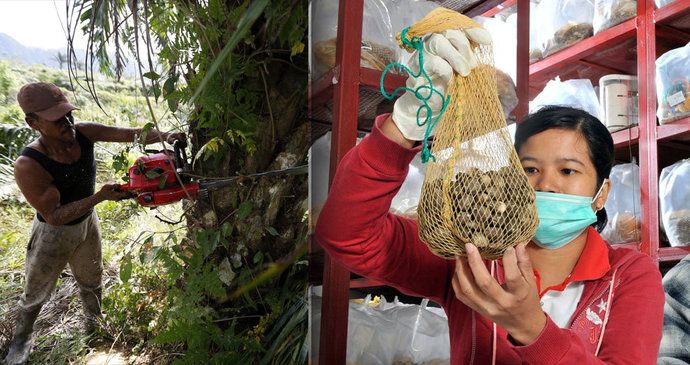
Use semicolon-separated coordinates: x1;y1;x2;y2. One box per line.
5;211;102;365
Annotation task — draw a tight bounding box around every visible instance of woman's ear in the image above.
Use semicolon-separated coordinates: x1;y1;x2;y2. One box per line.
593;178;611;211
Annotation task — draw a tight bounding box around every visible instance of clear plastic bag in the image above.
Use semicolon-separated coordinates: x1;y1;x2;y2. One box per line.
392;299;450;365
310;0;439;79
593;0;636;34
655;41;690;124
311;0;397;79
601;162;641;244
474;16;517;83
516;1;543;63
391;152;427;219
536;0;595;57
348;295;400;365
389;0;441;66
659;159;690;247
310;132;365;232
529;77;602;119
312;291;451;365
655;0;675;9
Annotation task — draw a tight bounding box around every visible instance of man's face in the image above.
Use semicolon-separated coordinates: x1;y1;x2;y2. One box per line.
29;112;76;143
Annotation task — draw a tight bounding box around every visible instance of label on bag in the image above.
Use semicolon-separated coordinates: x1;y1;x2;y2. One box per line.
668;91;686;107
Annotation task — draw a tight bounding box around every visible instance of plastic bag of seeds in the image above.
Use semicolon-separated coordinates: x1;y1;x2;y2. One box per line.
536;0;595;57
656;41;690;124
520;1;543;63
311;0;398;78
593;0;636;34
601;162;641;244
659;159;690;247
530;77;602;120
398;9;539;260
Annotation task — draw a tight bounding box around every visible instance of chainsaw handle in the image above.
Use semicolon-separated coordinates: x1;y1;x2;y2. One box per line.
173;140;187;173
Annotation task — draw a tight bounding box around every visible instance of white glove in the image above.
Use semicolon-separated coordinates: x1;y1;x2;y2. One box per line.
392;28;492;141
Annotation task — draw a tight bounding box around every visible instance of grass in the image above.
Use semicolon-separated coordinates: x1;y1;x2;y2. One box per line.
0;60;188;363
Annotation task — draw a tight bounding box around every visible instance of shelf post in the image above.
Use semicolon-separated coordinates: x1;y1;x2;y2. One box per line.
636;0;660;261
317;0;364;364
515;0;530;121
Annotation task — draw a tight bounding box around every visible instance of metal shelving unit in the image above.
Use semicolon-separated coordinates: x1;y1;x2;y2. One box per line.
309;0;690;363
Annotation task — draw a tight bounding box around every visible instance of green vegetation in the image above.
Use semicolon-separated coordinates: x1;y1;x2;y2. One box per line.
0;0;309;362
0;60;187;363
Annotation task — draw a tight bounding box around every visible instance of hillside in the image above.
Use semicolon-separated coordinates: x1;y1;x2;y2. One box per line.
0;33;83;69
0;33;135;76
0;59;179;128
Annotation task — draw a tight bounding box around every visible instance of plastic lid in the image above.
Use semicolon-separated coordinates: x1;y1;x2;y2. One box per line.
599;74;637;85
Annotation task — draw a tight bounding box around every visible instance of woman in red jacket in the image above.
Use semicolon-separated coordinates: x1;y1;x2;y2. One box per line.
315;28;664;365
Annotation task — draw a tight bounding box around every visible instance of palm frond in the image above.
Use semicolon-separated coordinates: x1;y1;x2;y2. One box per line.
0;124;35;160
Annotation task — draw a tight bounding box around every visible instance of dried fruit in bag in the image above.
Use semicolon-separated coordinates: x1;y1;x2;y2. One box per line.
398;8;539;260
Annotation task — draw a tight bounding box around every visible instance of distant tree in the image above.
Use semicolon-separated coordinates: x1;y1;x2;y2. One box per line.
0;61;13;103
52;51;67;69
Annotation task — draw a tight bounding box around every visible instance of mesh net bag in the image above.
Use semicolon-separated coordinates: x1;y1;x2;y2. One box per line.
399;8;539;260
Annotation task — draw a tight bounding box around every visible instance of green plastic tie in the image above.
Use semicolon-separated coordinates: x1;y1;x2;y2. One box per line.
380;27;451;163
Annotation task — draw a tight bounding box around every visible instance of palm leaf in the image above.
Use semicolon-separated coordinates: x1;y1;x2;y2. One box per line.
260;296;308;365
0;124;35;160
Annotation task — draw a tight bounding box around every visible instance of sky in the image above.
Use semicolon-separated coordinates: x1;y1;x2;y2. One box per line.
0;0;87;50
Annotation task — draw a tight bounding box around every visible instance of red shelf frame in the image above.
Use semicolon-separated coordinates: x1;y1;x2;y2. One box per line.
657;116;690;141
312;67;407;102
315;1;364;363
312;0;690;362
528;18;638;79
655;0;690;23
481;0;517;17
658;246;690;261
612;126;640;148
360;67;406;91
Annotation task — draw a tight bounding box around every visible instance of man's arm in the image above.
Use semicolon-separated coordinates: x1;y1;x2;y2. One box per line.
76;122;185;145
14;156;128;226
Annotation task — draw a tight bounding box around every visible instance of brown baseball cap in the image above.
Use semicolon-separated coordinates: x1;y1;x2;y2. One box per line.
17;82;78;121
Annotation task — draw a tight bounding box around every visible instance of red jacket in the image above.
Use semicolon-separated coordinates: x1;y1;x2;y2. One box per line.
315;115;664;364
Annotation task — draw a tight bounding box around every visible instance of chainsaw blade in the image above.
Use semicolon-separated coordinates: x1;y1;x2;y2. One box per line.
197;164;308;192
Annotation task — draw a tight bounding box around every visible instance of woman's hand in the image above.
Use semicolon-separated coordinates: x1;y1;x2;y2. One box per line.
452;242;547;345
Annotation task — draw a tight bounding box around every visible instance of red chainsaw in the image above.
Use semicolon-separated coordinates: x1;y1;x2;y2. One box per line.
118;141;307;207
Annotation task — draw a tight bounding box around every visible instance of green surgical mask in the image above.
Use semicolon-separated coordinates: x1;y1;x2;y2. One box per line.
532;182;606;249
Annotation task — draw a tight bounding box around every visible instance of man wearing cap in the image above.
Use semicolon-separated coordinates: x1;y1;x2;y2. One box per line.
4;82;185;365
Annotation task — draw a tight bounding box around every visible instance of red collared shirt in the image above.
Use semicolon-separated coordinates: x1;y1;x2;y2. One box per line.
533;227;611;327
535;226;611;295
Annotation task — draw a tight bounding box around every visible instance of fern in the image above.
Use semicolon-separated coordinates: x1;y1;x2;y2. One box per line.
0;124;35;160
0;125;34;197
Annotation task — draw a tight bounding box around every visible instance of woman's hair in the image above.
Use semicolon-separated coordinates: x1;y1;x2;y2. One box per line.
514;106;615;232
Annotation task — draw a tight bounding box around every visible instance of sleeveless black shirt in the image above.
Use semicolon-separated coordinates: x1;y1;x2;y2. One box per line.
20;129;96;225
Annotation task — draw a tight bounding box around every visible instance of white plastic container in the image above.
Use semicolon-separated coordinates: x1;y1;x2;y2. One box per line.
599;74;639;132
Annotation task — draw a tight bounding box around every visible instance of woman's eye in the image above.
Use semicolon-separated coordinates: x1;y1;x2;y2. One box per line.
561;168;576;175
524;167;537;174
